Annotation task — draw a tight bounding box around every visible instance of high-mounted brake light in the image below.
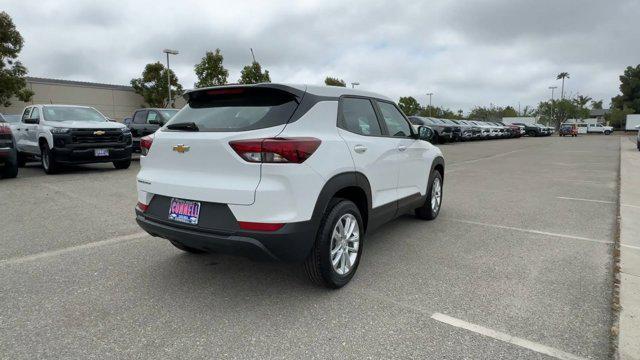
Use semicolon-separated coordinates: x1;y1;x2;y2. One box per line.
206;88;245;95
238;221;284;232
140;135;154;156
229;137;321;164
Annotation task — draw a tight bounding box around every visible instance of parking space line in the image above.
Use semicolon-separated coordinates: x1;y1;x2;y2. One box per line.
430;313;586;360
443;218;612;245
0;232;148;266
622;203;640;210
556;196;615;204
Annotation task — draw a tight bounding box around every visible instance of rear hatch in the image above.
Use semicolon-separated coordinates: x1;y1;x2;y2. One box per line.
137;86;303;205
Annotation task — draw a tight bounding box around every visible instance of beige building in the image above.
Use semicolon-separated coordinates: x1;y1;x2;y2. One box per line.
1;77;147;121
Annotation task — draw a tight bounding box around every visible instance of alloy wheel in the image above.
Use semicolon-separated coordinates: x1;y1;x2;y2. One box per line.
329;213;360;275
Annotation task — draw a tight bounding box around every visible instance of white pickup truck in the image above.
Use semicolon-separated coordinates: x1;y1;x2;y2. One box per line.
13;104;133;174
586;123;613;135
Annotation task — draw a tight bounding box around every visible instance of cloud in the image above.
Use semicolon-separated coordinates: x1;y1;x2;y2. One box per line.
3;0;637;112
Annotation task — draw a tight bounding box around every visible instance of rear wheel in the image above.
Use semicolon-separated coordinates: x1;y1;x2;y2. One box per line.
113;159;131;169
41;142;59;174
304;199;363;288
416;170;443;220
1;151;18;179
169;240;207;254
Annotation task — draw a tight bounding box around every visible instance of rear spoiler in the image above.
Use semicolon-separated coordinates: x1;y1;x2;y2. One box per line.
183;84;306;103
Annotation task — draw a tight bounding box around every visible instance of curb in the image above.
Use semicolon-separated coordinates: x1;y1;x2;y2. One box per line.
617;136;640;360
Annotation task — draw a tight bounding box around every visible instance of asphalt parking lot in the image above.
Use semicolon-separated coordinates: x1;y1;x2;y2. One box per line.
0;135;619;359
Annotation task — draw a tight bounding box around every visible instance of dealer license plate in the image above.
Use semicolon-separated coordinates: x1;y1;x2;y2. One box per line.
168;198;201;225
94;149;109;157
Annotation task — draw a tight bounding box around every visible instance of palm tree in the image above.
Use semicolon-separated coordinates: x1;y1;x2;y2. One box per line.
556;72;570;99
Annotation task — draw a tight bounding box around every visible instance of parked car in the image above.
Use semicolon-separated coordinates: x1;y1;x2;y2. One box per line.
437;119;463;141
489;122;510;138
0;114;18;178
451;120;481;140
513;122;544;137
498;122;523;138
408;116;454;143
13;104;133;174
587;123;614;135
559;124;578;137
123;117;132;126
469;121;494;139
128;108;179;150
135;84;445;288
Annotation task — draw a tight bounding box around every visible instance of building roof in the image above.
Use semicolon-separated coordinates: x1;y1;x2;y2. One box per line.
26;77;135;92
589;108;610;117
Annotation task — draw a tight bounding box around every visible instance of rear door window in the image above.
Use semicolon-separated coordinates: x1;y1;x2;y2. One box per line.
166;87;299;132
339;97;382;136
133;111;146;124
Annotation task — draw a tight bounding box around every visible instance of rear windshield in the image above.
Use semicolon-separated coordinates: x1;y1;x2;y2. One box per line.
43;106;106;122
165;87;299;132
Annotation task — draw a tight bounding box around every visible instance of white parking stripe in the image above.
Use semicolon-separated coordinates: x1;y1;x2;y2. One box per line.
0;232;148;266
622;203;640;210
556;196;615;204
431;313;586;360
443;218;612;245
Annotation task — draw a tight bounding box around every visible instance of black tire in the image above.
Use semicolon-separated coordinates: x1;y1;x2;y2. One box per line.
526;131;535;137
304;199;364;289
1;151;18;179
415;170;443;220
169;240;207;254
113;159;131;169
17;152;27;167
40;142;59;174
604;130;611;135
433;132;441;144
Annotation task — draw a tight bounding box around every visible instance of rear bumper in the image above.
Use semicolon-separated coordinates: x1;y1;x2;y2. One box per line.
135;209;316;262
52;146;132;164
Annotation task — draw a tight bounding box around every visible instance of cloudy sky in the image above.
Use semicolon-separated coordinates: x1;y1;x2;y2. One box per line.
4;0;638;113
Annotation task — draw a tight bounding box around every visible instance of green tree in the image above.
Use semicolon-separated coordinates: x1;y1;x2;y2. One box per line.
0;11;34;107
131;62;183;108
468;105;517;121
324;76;346;87
556;72;570;99
611;65;640;113
537;96;590;127
606;107;634;129
574;95;592;108
194;49;228;88
398;96;421;116
591;100;603;109
238;61;270;84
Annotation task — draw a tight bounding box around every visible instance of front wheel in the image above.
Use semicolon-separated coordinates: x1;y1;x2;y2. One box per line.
604;130;611;135
304;199;364;288
416;170;443;220
41;143;59;174
113;159;131;169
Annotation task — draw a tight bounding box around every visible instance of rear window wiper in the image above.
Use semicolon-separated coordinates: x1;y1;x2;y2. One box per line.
166;122;199;131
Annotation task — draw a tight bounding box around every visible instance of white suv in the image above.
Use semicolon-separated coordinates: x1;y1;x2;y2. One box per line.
135;84;445;288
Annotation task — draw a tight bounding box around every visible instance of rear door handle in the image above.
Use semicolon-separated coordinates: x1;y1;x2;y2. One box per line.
398;145;407;152
354;144;367;153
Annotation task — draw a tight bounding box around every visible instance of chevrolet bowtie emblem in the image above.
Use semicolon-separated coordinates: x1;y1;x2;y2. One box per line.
173;144;190;153
93;130;106;135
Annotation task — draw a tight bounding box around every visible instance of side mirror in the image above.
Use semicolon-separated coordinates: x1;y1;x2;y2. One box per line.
148;118;160;125
417;126;434;142
24;117;39;124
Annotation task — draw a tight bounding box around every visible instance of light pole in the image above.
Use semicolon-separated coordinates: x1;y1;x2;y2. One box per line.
351;82;360;89
163;48;179;108
426;92;433;117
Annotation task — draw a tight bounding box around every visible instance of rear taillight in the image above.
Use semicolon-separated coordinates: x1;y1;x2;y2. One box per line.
229;137;321;164
136;202;149;212
140;135;153;156
238;221;284;231
0;124;11;135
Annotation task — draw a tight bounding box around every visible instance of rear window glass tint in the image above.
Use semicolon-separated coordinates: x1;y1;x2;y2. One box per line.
166;88;298;132
340;98;382;136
